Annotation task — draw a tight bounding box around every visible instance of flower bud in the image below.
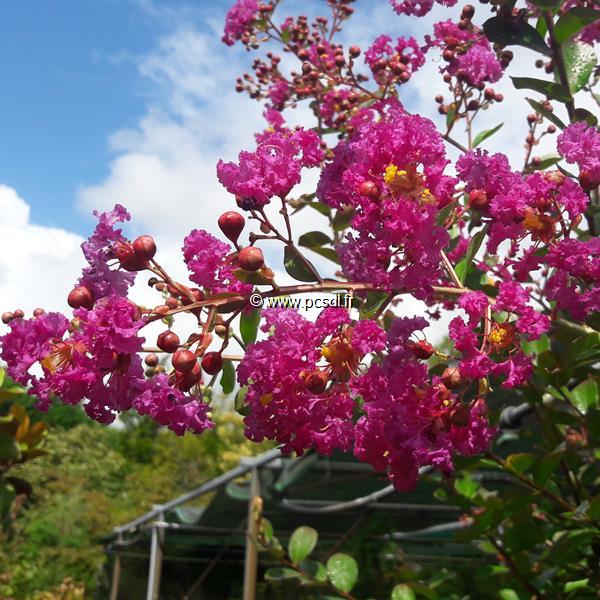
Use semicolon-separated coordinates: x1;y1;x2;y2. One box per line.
408;340;435;360
33;308;45;317
67;286;94;310
468;189;489;211
579;171;599;192
157;330;180;353
12;309;24;320
172;350;197;373
304;370;328;394
201;351;223;375
114;241;147;271
450;405;470;427
218;211;246;243
441;367;462;389
238;246;264;271
358;180;381;199
133;235;157;262
1;311;14;324
145;353;159;367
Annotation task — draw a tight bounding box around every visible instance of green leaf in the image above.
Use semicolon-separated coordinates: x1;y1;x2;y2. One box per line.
506;452;536;476
473;123;504;148
483;17;551;56
0;369;5;388
570;378;598;414
521;334;550;356
359;291;389;319
332;207;354;232
326;553;358;593
284;246;319;282
298;231;332;248
0;431;21;462
220;360;235;395
306;246;340;265
265;567;301;581
391;584;416;600
232;268;273;286
531;154;562;170
526;98;566;130
455;227;487;284
454;473;479;499
560;41;597;94
446;104;457;129
234;386;249;416
573;107;598;127
510;77;571;102
288;526;318;564
555;8;600;43
304;202;331;217
240;309;261;345
299;559;327;582
532;451;563;487
564;578;589;593
436;199;457;227
498;590;520;600
587;496;600;520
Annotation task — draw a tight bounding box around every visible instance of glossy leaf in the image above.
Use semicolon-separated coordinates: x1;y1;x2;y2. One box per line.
233;268;273;286
220;360;236;395
473;123;503;148
299;231;332;248
573;107;598;127
332;207;354;231
326;553;358;592
510;77;571;102
0;431;21;462
265;567;301;581
560;41;596;93
307;246;340;265
359;291;389;319
284;245;319;282
436;199;457;227
300;559;327;582
454;473;479;499
570;378;598;414
507;452;536;475
554;8;599;43
526;98;566;130
391;584;416;600
240;309;261;345
530;154;562;170
498;590;520;600
483;17;551;56
455;227;487;284
564;578;589;593
288;526;318;564
235;386;249;416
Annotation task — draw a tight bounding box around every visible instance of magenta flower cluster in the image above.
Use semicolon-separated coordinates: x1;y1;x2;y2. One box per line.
1;0;598;496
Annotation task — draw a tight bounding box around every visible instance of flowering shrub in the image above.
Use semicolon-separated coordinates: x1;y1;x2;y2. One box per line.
1;0;599;553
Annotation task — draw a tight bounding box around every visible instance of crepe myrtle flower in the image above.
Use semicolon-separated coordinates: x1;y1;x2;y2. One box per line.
449;284;549;388
217;128;323;210
237;307;386;455
353;317;495;491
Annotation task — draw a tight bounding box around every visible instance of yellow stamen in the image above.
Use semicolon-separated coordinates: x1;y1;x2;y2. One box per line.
259;393;273;406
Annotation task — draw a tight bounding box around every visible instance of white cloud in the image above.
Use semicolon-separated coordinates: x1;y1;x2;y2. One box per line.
0;185;85;315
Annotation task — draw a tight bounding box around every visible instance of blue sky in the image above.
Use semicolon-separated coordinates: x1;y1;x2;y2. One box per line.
0;0;229;233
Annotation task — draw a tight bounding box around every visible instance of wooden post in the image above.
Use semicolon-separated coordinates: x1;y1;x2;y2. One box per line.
146;513;164;600
242;468;260;600
109;550;121;600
